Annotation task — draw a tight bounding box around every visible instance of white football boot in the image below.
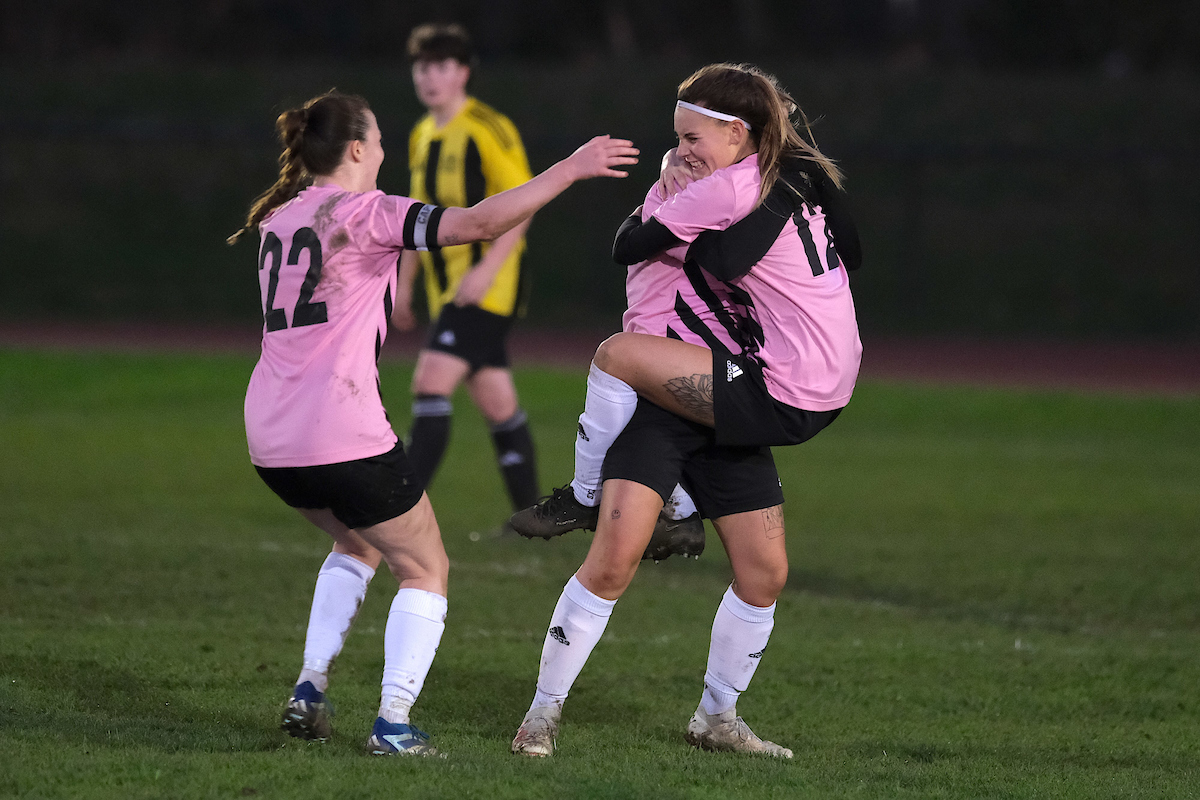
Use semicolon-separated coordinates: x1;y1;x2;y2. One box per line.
511;706;561;757
684;704;793;759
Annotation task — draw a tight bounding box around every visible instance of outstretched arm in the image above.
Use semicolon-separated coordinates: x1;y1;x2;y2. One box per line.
436;135;638;247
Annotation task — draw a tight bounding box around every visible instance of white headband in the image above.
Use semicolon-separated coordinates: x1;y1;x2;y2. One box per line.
676;100;752;130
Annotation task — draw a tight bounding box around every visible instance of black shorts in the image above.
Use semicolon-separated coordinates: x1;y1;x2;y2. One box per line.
713;349;843;447
426;303;513;372
254;442;423;530
602;399;784;520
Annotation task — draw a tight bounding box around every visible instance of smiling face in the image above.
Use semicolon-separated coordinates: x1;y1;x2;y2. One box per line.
673;105;750;176
411;57;470;114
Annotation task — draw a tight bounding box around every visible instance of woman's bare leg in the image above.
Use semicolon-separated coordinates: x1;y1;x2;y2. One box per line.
592;332;716;427
685;505;792;758
294;496;449;747
285;509;382;729
512;479;663;756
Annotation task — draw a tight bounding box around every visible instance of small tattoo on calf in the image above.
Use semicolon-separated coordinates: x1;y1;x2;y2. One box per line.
664;373;715;424
762;506;784;539
611;509;621;519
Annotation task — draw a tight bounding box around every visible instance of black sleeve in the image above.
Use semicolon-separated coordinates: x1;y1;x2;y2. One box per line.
686;183;796;281
687;161;864;280
814;177;862;271
612;214;685;266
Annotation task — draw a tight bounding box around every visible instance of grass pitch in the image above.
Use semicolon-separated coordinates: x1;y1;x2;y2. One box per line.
1;348;1197;798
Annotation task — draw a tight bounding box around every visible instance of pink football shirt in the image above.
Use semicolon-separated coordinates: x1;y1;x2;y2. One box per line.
649;155;862;411
622;181;691;337
245;185;440;467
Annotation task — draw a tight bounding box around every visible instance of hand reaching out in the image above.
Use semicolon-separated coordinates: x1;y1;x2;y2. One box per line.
566;135;640;180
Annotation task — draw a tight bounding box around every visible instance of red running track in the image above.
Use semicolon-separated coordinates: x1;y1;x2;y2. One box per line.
2;321;1197;396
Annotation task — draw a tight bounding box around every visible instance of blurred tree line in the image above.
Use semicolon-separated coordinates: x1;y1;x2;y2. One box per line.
2;0;1198;74
2;3;1197;338
3;59;1196;338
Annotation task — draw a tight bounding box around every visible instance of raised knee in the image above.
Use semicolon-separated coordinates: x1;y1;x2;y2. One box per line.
592;333;628;373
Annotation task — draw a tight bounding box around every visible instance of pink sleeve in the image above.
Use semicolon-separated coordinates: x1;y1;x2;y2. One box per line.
651;172;738;243
363;193;420;251
641;182;668;221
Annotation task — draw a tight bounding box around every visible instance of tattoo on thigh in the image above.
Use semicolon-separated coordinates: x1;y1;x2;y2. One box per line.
762;506;784;540
664;373;715;424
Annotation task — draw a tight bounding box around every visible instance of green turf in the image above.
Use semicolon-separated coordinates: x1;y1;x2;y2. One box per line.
1;348;1197;798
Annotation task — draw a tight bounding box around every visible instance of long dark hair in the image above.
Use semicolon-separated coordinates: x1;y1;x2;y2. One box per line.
227;91;371;245
677;63;843;207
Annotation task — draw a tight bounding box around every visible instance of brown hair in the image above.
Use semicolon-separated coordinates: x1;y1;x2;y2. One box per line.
227;91;371;245
677;63;843;207
406;22;477;67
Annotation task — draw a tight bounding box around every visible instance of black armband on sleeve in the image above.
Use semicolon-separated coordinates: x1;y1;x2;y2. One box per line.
612;214;685;266
687;184;795;281
402;203;445;252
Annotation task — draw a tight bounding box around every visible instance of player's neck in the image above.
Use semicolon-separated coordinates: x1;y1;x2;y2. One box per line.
312;167;375;194
430;94;469;128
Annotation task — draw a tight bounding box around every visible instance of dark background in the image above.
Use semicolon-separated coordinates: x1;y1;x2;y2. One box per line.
3;1;1198;338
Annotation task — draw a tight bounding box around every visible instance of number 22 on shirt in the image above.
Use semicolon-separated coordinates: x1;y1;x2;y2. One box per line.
258;227;328;331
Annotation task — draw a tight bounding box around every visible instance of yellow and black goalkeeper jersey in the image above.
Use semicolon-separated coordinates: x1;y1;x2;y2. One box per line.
408;97;533;318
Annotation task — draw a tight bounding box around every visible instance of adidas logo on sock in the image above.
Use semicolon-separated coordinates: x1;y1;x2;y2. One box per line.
577;422;589;441
549;625;570;646
726;360;743;382
748;647;766;659
438;329;457;346
499;451;525;467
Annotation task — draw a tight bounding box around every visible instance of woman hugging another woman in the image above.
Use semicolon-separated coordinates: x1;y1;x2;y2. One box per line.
509;63;862;759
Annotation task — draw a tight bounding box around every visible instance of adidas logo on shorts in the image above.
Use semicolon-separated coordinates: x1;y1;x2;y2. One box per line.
577;422;590;442
549;625;570;646
748;648;766;659
438;329;456;346
726;360;743;382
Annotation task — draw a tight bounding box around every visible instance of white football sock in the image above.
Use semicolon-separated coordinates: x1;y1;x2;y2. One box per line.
529;574;616;712
701;586;776;716
666;484;698;520
571;363;638;507
379;588;448;723
297;552;376;693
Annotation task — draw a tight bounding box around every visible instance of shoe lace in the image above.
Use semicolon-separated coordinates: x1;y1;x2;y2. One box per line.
730;717;758;745
533;485;578;520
